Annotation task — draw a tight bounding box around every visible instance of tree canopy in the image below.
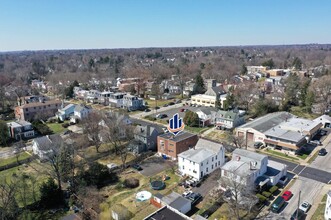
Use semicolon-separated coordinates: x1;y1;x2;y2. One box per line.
262;59;275;69
0;120;10;146
183;111;199;127
194;72;205;94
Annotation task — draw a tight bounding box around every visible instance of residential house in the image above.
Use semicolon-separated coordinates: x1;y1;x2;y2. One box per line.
183;81;196;96
214;110;245;130
15;99;62;121
247;66;269;74
109;92;125;108
191;79;227;108
221;149;286;188
56;103;76;121
32;134;63;160
325;190;331;220
266;69;285;77
122;94;144;111
7;120;35;140
151;192;191;214
161;93;175;100
128;124;163;154
178;139;225;180
193;107;218;127
157;132;198;160
70;104;92;123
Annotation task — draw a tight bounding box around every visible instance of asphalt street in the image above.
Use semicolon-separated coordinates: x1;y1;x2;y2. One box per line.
269;156;331;184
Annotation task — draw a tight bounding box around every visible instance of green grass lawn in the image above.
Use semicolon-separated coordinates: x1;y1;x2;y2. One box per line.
307;150;320;164
311;194;327;220
297;154;309;160
263;149;300;161
0;152;32;167
47;122;67;134
184;126;210;134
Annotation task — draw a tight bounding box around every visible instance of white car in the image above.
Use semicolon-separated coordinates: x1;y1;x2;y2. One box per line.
299;201;311;213
182;190;192;197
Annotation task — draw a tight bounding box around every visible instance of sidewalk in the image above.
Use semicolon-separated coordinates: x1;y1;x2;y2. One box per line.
306;184;330;219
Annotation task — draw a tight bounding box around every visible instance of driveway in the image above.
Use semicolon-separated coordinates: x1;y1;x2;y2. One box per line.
139;156;176;177
310;133;331;173
192;169;222;197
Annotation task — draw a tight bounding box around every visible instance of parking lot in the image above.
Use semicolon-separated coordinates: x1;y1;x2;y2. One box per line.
148;105;201;121
139;156;176;177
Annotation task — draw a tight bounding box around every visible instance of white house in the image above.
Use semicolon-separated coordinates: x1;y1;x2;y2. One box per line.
32;134;63;160
325;190;331;220
122;94;144;111
214;110;245;130
71;104;92;122
56;103;76;121
178;139;225;180
109;92;125;108
221;149;286;188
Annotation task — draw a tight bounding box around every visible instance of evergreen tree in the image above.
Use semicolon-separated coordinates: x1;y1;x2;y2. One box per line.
0;120;10;146
262;59;275;69
194;73;205;94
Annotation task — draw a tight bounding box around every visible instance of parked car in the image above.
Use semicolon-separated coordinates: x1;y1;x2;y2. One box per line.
187;192;202;204
131;164;143;171
144;108;151;112
63;130;73;135
310;140;322;145
282;190;293;201
254;142;264;149
271;196;285;213
163;104;169;107
290;209;305;220
299;201;311;213
175;100;182;104
182;190;192;198
180;108;186;112
168;102;175;105
318;148;327;156
162;127;169;133
320;130;327;136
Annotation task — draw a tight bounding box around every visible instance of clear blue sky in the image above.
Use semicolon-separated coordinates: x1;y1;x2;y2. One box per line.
0;0;330;51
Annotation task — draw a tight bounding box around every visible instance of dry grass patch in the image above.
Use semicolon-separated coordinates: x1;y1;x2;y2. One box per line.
206;130;229;141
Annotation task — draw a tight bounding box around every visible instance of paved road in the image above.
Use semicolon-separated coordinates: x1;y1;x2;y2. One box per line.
269;156;331;184
310;134;331;172
265;176;324;220
131;102;187;119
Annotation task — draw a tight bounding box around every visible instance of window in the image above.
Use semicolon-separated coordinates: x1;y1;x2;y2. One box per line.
215;163;217;167
206;168;208;172
26;108;29;111
218;161;220;166
182;166;185;170
34;107;36;109
201;162;203;166
212;165;213;169
216;155;218;160
182;158;184;162
212;157;214;162
193;162;195;165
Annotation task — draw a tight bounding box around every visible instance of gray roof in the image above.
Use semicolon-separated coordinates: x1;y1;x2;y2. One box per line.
238;111;293;133
33;134;63;151
215;110;239;121
134;125;158;137
233;149;267;162
158;131;197;142
195;106;217;115
162;192;191;210
74;104;91;112
178;148;214;163
195;138;224;154
264;126;306;143
221;160;255;177
145;206;187;220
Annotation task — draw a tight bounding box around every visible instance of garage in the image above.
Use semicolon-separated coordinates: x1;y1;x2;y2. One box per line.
247;132;254;141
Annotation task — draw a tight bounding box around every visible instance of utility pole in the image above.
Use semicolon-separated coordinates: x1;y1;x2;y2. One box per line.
296;190;301;220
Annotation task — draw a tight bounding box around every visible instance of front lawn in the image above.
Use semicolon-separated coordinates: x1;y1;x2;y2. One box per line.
184;126;211;134
0;151;32;167
47;122;67;134
262;149;300;161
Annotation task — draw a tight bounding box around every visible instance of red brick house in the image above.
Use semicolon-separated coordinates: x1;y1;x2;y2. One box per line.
157;132;198;160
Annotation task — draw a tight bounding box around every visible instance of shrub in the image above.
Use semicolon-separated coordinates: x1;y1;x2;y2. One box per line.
62;123;69;128
262;191;272;198
124;178;139;188
256;193;267;202
269;186;278;194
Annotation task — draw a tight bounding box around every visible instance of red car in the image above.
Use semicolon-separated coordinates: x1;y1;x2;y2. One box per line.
180;108;185;112
282;190;293;201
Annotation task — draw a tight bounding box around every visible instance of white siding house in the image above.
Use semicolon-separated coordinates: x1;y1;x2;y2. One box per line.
178;139;225;180
325;190;331;220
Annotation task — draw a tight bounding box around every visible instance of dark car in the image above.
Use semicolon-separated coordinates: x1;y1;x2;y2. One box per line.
163;104;169;107
63;130;73;135
131;164;143;171
175;100;182;104
144;108;151;112
320;130;327;136
157;114;168;119
254;142;264;149
318;148;327;156
168;102;175;105
187;193;202;204
290;209;305;220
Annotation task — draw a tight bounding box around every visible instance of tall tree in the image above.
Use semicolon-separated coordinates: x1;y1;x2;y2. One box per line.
0;120;9;147
240;64;247;75
0;179;19;220
233;82;259;112
283;73;300;108
183;111;199;127
262;59;275;69
81;112;104;153
292;57;302;70
194;72;205;94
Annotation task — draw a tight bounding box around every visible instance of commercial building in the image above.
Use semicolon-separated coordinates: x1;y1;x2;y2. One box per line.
7;120;35;140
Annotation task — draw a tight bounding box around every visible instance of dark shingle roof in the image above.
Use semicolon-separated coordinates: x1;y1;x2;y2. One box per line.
158;131;197;142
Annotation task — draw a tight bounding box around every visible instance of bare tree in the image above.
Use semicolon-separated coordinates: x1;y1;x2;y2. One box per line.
219;172;258;220
227;132;246;149
234;81;259;111
14;141;25;164
0;179;19;220
310;75;331;113
81;112;104;153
